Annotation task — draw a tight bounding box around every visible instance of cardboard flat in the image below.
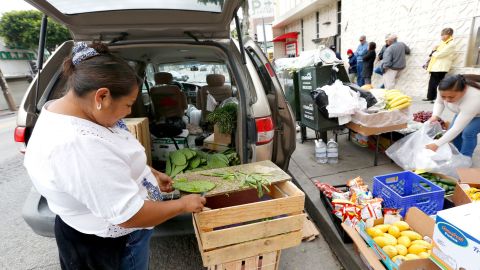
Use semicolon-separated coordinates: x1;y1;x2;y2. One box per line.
124;117;152;166
203;134;230;152
345;207;439;270
451;168;480;206
347;122;408;136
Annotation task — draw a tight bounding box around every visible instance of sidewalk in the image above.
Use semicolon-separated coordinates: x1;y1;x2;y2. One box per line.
287;99;479;269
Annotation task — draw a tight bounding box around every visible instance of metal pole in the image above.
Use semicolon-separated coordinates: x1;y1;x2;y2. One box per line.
0;68;16;111
34;14;48;112
262;16;268;54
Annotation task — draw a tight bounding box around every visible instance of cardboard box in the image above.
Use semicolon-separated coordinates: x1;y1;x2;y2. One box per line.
351;109;409;128
152;137;187;161
124;118;152;166
347;122;407;136
213;124;231;145
203;134;230;152
451;168;480;206
347;207;439;270
431;203;480;270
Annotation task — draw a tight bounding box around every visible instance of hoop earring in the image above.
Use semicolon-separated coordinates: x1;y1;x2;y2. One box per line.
97;103;102;110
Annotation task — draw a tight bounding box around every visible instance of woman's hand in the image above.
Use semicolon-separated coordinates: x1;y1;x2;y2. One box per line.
180;194;206;213
428;116;439;123
150;167;174;192
425;143;439;152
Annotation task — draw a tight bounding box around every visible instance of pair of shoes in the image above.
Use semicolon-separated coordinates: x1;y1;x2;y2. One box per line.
422;98;432;102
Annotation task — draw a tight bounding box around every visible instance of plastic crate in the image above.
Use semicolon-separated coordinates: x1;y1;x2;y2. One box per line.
318;184;352;243
373;171;445;216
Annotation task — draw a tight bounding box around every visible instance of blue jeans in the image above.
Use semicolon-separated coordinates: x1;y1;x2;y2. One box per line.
451;115;480;157
357;62;364;86
121;229;154;270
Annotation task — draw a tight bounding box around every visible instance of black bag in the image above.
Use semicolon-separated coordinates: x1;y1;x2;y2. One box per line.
310;88;330;119
345;83;378;108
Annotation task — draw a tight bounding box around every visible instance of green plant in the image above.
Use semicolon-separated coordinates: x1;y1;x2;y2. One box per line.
207;103;237;134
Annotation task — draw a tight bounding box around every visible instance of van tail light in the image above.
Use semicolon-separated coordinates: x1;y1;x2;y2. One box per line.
14;127;27;154
265;62;275;77
255;117;274;145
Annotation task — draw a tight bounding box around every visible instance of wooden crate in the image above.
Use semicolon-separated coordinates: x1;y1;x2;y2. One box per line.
193;181;305;267
124;118;152;166
208;251;281;270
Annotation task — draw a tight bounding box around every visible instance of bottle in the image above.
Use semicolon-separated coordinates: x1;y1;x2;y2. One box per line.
315;139;328;164
327;139;338;164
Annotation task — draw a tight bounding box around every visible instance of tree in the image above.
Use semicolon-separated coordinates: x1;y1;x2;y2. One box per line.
0;10;71;52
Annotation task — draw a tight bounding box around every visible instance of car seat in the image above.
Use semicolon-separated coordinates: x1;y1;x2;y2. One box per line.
196;74;233;122
150;72;187;138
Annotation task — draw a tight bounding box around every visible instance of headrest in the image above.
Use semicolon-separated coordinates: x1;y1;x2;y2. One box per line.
206;74;225;87
154;72;173;85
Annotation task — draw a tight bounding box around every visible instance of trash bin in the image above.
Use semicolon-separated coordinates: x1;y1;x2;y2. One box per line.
298;63;350;131
279;70;301;121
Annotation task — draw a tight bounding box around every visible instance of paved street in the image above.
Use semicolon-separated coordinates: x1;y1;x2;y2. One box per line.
0;112;341;270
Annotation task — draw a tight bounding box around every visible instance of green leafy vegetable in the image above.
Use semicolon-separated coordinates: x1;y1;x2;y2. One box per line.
173;179;216;193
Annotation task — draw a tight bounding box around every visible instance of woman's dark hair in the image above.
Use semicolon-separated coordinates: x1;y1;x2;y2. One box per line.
63;43;140;99
368;42;376;51
438;74;480;92
441;28;454;36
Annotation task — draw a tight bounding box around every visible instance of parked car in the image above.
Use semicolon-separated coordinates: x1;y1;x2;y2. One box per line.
17;0;296;238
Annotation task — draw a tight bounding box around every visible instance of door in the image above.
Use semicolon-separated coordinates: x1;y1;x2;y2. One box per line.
26;0;242;41
244;39;296;170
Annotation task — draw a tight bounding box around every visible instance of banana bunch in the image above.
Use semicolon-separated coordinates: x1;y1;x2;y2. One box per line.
385;89;412;111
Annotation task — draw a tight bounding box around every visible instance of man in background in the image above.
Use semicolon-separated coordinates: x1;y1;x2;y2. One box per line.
355;35;368;86
381;34;410;89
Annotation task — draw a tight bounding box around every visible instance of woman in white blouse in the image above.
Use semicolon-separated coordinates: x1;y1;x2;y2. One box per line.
24;42;206;270
426;74;480;157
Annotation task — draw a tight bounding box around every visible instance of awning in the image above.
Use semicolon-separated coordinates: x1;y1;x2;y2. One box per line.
272;32;298;42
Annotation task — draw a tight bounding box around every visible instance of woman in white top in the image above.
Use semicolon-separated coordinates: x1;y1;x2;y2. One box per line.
426;74;480;157
24;42;205;270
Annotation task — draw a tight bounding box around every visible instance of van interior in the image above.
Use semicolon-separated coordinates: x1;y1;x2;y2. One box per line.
46;43;243;173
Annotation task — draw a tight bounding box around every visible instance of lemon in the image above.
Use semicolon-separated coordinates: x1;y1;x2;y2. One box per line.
395;245;408;256
367;227;384;238
411;240;432;249
375;224;391;233
408;244;427;255
418;252;430;259
383;245;398;258
383;233;398;245
388;226;401;238
397;236;411;248
393;221;410;231
405;254;420;260
373;236;389;248
392;255;406;263
400;230;422;241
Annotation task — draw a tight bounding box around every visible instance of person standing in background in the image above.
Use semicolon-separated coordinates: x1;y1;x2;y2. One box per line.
362;42;377;85
374;34;391;76
381;34;410;89
347;49;357;83
356;35;368;86
424;28;455;103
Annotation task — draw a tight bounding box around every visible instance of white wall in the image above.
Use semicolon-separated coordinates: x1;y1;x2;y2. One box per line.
341;0;480;97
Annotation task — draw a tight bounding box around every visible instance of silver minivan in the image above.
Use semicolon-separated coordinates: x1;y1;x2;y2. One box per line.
16;0;296;237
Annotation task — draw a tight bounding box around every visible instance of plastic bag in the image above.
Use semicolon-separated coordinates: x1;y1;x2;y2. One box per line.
386;122;472;177
322;80;367;125
219;97;238;108
346;83;378;108
206;91;218;112
310;88;330;119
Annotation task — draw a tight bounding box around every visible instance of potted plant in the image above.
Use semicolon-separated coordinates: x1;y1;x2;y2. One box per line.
206;103;237;145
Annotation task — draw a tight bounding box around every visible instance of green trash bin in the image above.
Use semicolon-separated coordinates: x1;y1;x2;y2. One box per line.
280;70;301;121
298;64;350;131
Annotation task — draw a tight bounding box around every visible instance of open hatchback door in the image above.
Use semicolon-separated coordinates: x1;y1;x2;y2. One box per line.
26;0;242;41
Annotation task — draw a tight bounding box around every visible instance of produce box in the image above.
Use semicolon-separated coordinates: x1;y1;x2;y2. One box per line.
451;168;480;206
213;124;231;145
207;251;280;270
152;137;187;161
318;184;352;243
431;203;480;270
350;207;439;270
203;134;230;152
193;180;305;267
124;118;152;166
351;109;409;129
373;171;444;216
347;122;407;136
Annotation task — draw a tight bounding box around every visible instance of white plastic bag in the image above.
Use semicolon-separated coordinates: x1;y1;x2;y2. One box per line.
206;91;218;112
386;122;472;177
322;80;367;125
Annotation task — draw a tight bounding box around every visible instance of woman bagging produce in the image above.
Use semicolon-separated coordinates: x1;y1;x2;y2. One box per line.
24;42;206;270
426;74;480;157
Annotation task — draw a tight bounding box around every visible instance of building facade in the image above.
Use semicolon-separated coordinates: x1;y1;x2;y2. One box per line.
272;0;480;97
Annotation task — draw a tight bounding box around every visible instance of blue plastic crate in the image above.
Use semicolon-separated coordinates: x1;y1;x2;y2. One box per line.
373;171;444;216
